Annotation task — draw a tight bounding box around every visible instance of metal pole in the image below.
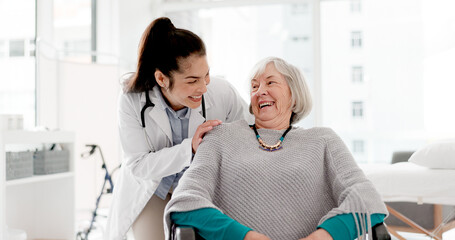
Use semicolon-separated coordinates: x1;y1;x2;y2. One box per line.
91;0;97;63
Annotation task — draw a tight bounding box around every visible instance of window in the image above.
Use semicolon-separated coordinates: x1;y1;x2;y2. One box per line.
350;0;361;13
352;66;363;83
29;39;35;57
292;36;310;42
292;3;309;15
164;3;315;128
9;39;25;57
352;101;363;118
0;0;36;128
322;0;455;164
54;0;92;62
351;31;362;48
352;140;365;153
0;40;6;57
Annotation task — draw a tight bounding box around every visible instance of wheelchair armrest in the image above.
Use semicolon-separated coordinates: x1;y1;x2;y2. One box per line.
171;222;392;240
372;222;391;240
171;226;196;240
171;224;199;240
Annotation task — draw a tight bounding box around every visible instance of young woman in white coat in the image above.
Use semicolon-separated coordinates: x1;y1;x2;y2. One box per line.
105;17;251;240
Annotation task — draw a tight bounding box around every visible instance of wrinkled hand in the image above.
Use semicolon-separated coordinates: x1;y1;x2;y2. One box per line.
299;229;333;240
192;120;222;153
244;231;271;240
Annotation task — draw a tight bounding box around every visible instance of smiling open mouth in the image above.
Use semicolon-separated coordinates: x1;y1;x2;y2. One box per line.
189;95;202;102
259;101;274;109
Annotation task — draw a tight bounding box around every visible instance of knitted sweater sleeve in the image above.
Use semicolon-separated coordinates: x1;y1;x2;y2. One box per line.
164;125;226;239
318;128;388;239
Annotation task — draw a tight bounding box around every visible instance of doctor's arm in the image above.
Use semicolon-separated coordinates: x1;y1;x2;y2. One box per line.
118;93;192;181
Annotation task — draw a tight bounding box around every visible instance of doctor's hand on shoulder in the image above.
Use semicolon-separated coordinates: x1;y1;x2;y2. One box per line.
192;119;222;153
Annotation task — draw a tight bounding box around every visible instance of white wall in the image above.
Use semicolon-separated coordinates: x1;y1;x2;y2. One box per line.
58;61;121;219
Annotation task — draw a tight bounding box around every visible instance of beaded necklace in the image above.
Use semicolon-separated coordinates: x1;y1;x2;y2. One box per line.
251;124;292;152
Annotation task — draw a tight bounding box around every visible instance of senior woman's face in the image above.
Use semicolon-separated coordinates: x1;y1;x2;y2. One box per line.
250;63;293;129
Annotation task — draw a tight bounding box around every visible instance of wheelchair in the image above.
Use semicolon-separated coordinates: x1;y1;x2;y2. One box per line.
171;222;391;240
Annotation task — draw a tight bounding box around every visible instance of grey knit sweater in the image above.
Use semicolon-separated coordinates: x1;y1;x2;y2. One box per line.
164;120;388;240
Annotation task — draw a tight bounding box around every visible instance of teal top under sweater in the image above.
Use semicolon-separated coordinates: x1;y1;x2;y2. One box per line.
171;208;385;240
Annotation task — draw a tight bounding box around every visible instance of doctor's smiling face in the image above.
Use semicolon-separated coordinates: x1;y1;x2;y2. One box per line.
155;54;210;111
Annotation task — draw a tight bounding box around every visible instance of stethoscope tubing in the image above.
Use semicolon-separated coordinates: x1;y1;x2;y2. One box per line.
140;90;206;151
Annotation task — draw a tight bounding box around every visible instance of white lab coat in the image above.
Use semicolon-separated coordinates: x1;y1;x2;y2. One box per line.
105;77;252;240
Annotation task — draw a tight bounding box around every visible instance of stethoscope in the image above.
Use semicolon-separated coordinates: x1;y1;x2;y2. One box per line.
140;90;206;152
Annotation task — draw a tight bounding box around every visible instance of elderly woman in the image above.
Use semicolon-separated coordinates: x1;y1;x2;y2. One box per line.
164;57;388;240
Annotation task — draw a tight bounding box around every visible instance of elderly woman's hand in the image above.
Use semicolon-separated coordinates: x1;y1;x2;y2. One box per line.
244;231;271;240
299;229;333;240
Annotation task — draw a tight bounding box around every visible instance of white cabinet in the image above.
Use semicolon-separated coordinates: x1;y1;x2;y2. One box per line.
0;130;75;240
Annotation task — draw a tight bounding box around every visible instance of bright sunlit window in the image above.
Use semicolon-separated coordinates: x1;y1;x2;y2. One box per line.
351;31;362;48
352;66;363;83
352;140;365;154
321;0;455;163
0;0;36;128
352;101;364;118
2;0;455;165
9;40;25;57
54;0;92;62
165;2;315;128
350;0;362;13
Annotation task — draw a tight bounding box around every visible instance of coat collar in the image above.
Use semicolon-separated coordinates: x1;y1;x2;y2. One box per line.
141;86;213;144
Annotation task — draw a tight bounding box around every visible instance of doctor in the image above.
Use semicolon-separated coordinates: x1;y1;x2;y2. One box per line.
106;17;251;240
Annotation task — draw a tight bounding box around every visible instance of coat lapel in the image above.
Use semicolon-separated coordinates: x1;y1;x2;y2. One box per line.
146;89;173;143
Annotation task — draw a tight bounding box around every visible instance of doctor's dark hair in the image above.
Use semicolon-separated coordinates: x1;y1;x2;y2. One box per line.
124;17;206;93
